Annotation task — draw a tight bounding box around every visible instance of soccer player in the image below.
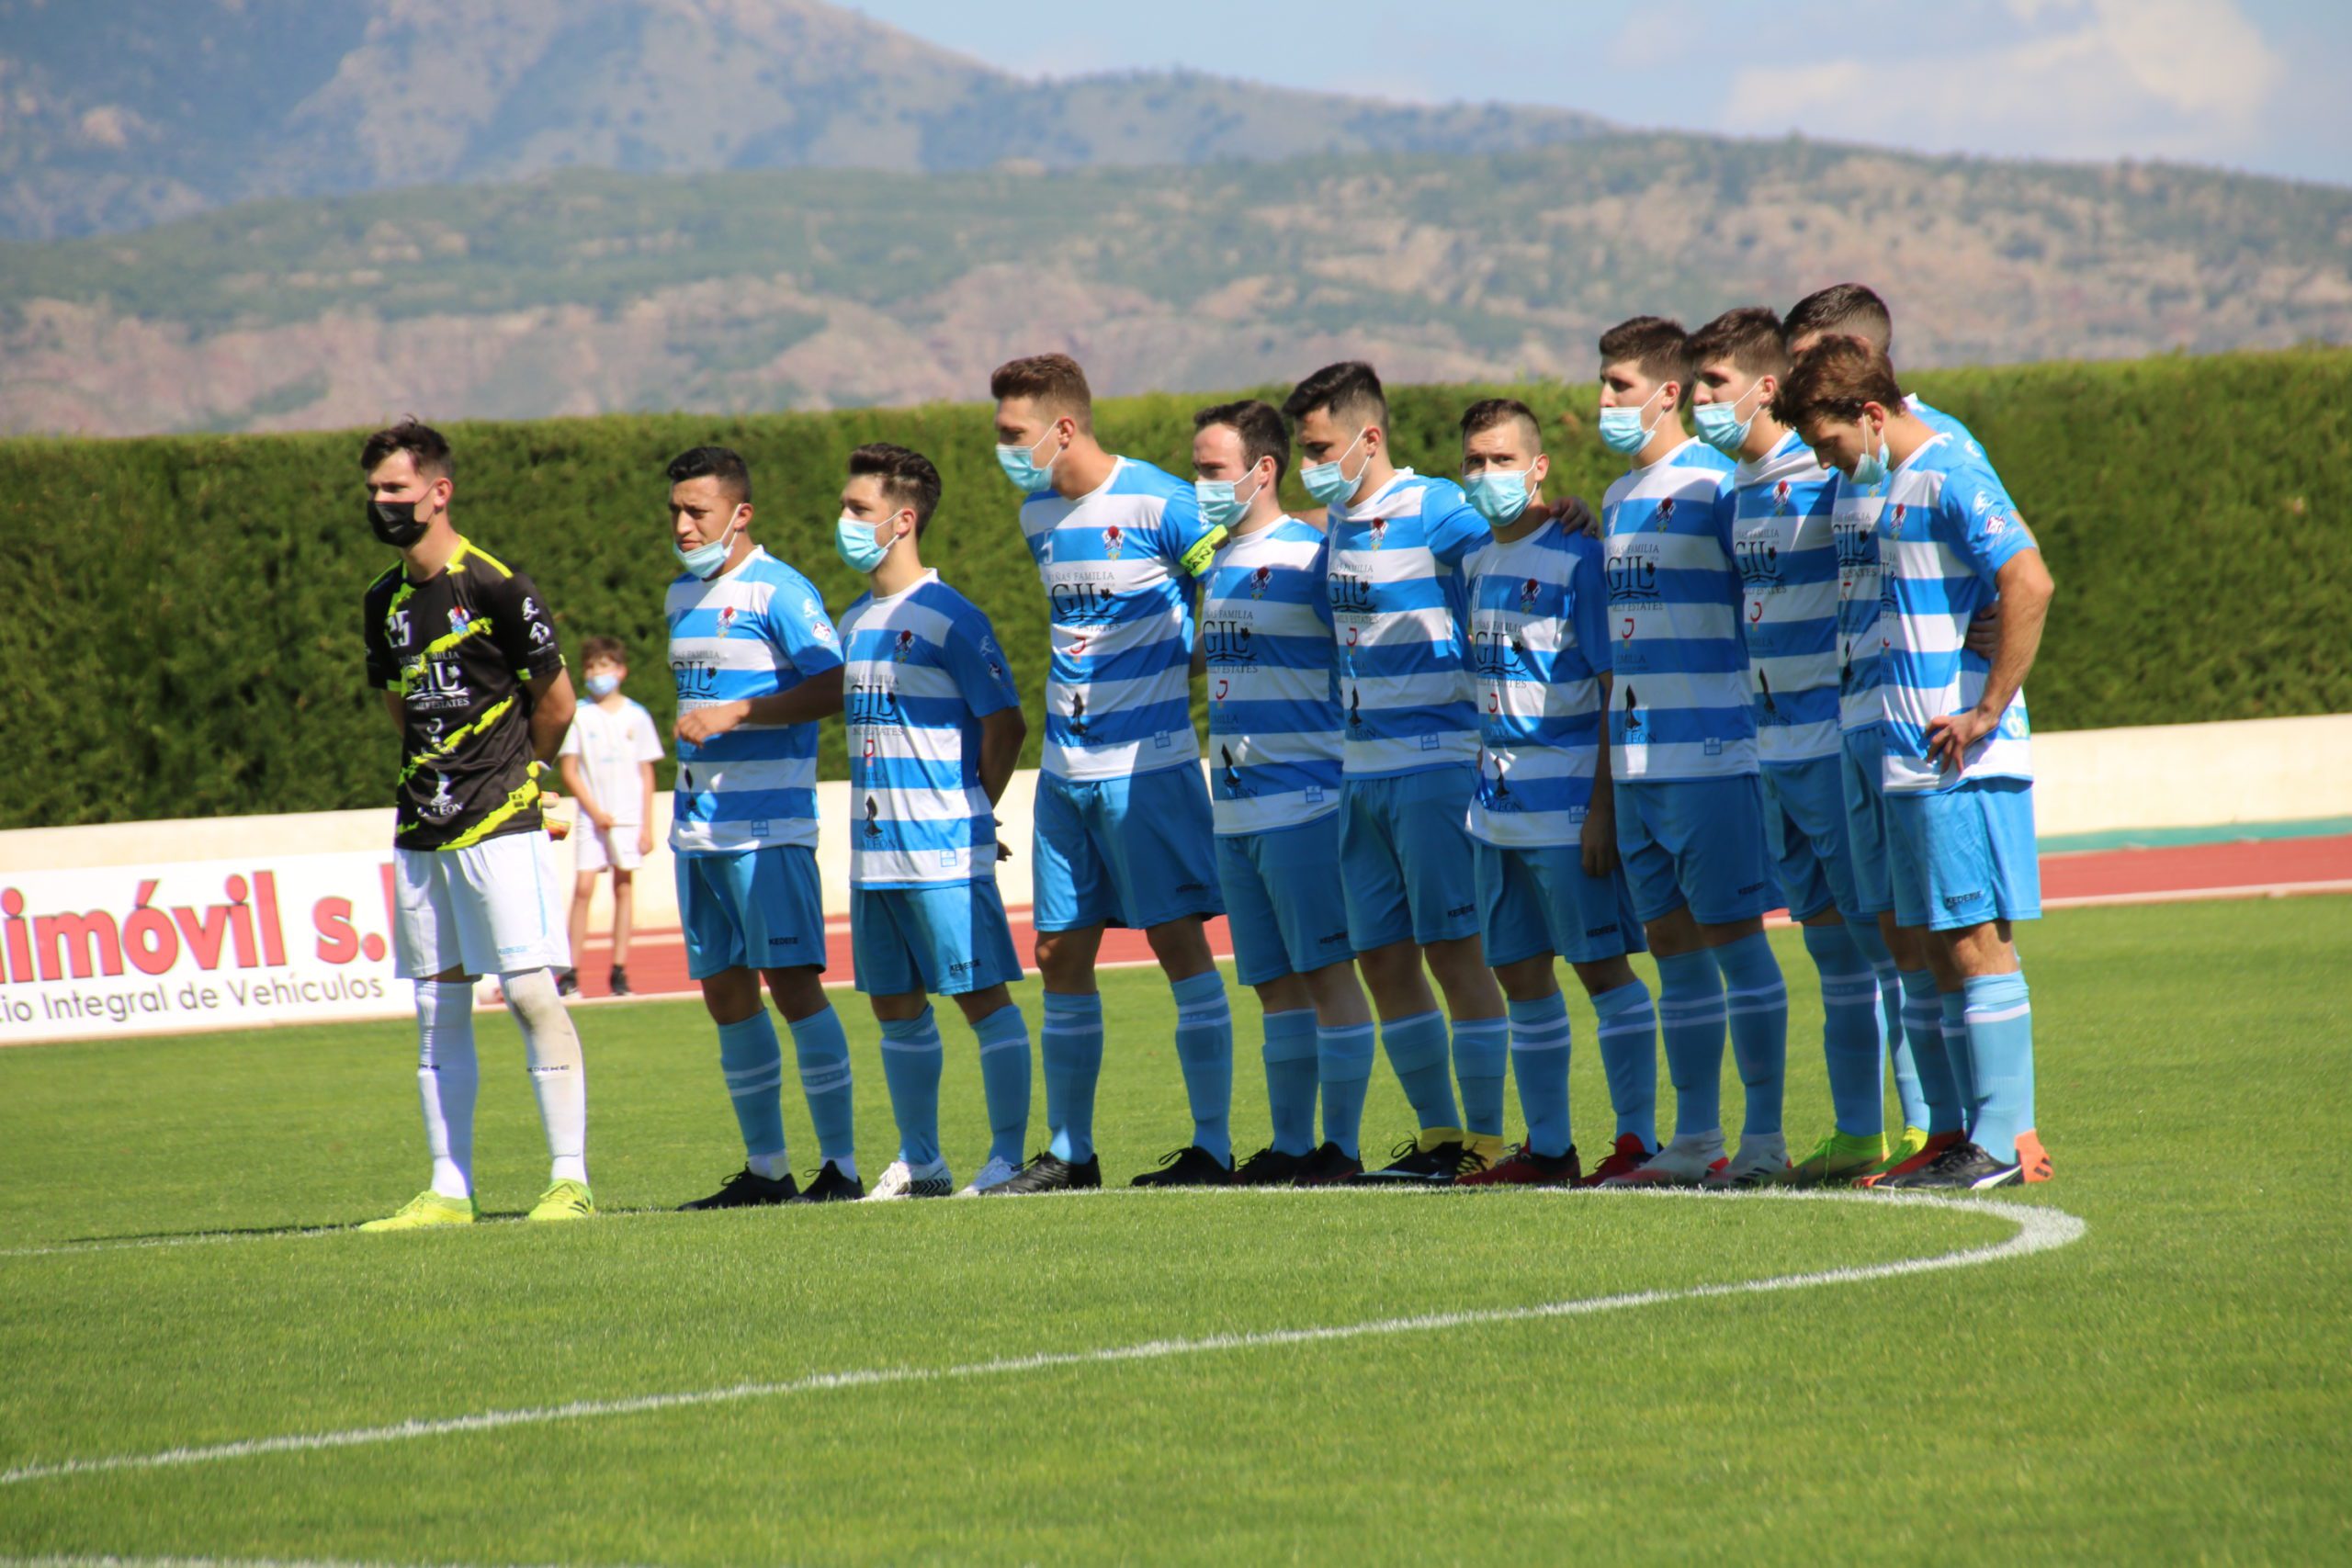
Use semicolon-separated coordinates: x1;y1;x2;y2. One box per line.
1773;337;2054;1189
1191;399;1378;1186
356;418;593;1229
1587;318;1792;1190
989;354;1233;1191
832;443;1035;1199
1283;361;1510;1183
1782;282;1998;1179
1450;399;1658;1187
1688;306;1890;1185
662;446;861;1208
557;635;662;998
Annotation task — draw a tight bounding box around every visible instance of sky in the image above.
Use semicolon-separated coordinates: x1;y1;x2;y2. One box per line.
847;0;2351;187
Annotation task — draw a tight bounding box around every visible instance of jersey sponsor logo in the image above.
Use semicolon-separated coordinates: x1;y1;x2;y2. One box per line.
421;773;462;822
520;596;541;621
978;633;1007;681
802;596;835;643
1201;616;1255;667
1621;683;1643;737
846;678;899;726
1605;546;1661;604
1328;573;1374;614
1468;622;1528;679
528;620;553;647
406;659;469;711
1734;536;1784;588
673;657;719;700
1048;575;1121;625
863;795;883;840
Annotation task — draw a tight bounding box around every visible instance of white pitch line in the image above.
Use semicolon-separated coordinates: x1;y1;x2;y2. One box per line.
1;1190;2084;1488
0;1557;631;1568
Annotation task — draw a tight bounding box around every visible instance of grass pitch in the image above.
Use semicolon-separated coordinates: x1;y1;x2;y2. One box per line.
2;897;2346;1565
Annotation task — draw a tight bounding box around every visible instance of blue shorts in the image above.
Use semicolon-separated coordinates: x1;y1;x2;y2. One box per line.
677;843;827;980
1338;764;1482;951
1474;839;1645;968
1839;726;1894;918
1761;754;1864;922
1216;815;1356;987
1613;774;1776;927
1033;766;1222;933
1886;777;2041;932
851;880;1024;998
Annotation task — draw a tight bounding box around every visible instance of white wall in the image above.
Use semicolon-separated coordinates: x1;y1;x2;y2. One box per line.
6;715;2346;929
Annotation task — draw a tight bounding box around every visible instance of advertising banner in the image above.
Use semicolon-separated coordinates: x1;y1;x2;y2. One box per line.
0;852;408;1044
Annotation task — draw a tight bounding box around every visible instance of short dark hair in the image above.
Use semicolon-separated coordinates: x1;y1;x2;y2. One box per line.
1781;284;1894;355
359;417;452;481
990;354;1094;431
1282;360;1386;434
847;442;944;537
1598;316;1694;406
1193;399;1291;481
1771;336;1907;428
666;445;752;505
580;635;627;667
1459;397;1543;449
1689;306;1792;381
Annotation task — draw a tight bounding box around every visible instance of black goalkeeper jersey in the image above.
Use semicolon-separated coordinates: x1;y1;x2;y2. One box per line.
362;537;567;852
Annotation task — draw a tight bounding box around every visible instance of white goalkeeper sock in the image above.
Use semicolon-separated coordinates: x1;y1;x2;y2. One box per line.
415;980;478;1200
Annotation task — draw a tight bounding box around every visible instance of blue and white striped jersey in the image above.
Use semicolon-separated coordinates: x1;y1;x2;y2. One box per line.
1831;396;1985;734
1325;469;1487;777
1727;430;1841;764
1600;437;1751;781
1020;457;1225;782
1462;520;1612;849
666;547;842;854
1878;434;2035;794
838;570;1022;889
1199;517;1343;837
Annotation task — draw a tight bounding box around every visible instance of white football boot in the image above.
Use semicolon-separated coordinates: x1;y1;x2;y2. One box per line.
865;1156;954;1201
1600;1130;1729;1187
954;1154;1021;1197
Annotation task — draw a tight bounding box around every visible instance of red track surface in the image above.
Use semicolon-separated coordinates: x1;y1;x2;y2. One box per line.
563;834;2352;1004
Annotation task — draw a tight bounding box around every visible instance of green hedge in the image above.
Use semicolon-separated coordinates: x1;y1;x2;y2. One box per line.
3;346;2346;829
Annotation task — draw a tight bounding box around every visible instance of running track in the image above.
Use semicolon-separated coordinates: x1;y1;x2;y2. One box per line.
564;833;2352;1002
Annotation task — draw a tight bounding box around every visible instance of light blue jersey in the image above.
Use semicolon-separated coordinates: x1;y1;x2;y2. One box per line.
1727;430;1841;764
1878;433;2036;794
1600;437;1750;781
1462;518;1612;849
667;546;842;854
1830;396;1985;734
1019;457;1225;782
838;570;1022;889
1325;469;1487;777
1199;516;1343;836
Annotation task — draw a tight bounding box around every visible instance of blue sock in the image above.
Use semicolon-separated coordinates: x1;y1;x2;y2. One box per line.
1452;1015;1509;1138
1938;990;1976;1137
1041;991;1104;1163
1714;931;1788;1139
1506;992;1573;1158
1261;1008;1319;1156
1656;949;1726;1138
1591;979;1658;1148
1901;969;1962;1134
970;1003;1033;1167
1317;1021;1375;1158
789;1006;856;1168
1846;922;1928;1131
1381;1010;1459;1132
876;1008;944;1168
1963;971;2035;1165
1803;922;1885;1138
1170;971;1234;1166
715;1012;786;1166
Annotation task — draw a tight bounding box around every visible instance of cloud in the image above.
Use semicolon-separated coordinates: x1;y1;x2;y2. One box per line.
1720;0;2287;166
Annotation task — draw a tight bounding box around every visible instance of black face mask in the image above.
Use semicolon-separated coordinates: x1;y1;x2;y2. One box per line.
368;497;430;548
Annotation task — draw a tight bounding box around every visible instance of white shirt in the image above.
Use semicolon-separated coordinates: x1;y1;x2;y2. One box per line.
558;696;662;826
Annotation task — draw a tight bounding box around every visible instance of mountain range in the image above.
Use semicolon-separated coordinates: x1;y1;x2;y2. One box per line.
3;0;2347;437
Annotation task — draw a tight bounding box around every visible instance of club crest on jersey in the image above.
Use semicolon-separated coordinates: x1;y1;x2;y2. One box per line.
1653;498;1676;530
447;605;473;634
1518;577;1542;613
717;605;739;634
1102;524;1125;558
892;629;916;663
1772;480;1792;516
1249;565;1272;600
1890;503;1908;536
1368;517;1389;549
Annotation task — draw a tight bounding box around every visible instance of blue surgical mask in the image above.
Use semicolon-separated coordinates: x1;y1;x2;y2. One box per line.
1193;466;1266;531
1300;427;1370;509
834;512;896;574
994;425;1063;491
1694;381;1768;457
1598;385;1669;456
1851;421;1890;488
584;672;621;699
673;506;745;580
1464;468;1531;525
